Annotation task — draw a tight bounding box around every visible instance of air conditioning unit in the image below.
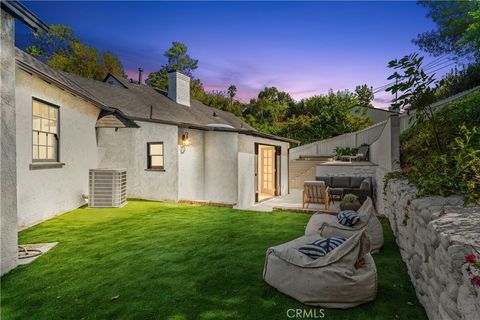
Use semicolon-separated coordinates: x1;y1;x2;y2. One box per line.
89;169;127;208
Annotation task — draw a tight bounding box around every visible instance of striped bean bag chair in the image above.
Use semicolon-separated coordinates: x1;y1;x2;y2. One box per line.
305;197;384;254
263;230;377;308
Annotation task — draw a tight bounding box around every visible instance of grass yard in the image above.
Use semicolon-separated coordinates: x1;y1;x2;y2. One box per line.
1;200;426;320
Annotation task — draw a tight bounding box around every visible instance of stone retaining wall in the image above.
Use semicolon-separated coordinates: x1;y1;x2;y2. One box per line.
384;179;480;320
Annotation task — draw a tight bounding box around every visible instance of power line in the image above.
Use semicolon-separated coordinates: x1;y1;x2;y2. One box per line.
371;54;452;93
423;54;450;68
374;61;462;106
372;59;459;95
426;61;458;75
424;57;452;71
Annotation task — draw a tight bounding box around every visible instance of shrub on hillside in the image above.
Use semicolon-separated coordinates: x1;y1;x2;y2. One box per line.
435;63;480;102
400;91;480;204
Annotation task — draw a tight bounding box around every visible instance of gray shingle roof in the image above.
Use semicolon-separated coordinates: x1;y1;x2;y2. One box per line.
15;48;298;144
15;48;252;130
15;48;112;111
63;72;254;130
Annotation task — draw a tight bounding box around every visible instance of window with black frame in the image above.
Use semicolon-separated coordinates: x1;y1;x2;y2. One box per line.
147;142;164;170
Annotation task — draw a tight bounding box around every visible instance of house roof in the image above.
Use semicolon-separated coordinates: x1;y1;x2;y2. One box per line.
1;0;48;32
15;48;114;112
63;72;255;131
15;48;298;144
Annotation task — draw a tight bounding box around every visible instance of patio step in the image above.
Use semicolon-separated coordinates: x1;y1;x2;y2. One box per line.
298;155;332;161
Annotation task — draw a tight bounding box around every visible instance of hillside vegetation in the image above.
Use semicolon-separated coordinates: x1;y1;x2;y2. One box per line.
399;91;480;204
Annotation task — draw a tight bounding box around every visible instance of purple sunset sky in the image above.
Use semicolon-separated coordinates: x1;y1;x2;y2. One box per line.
16;1;451;109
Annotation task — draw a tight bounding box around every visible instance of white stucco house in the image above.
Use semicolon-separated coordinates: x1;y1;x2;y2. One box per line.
14;48;297;229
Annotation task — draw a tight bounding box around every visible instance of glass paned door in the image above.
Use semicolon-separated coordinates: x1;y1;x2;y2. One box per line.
260;146;276;195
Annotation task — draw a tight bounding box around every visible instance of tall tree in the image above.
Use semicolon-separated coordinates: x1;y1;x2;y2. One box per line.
264;90;371;144
146;42;199;90
413;1;480;60
27;25;77;60
245;87;294;123
27;24;126;80
462;7;480;53
227;85;237;105
100;52;126;79
164;41;198;76
355;84;374;108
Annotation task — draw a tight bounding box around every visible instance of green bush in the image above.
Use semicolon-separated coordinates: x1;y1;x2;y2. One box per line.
335;146;358;157
435;63;480;102
342;193;359;203
399;91;480;204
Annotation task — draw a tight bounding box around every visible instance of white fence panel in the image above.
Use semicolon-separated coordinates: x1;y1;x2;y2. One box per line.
289;120;387;160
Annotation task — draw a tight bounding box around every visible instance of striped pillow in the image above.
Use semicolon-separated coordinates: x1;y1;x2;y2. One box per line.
298;236;346;259
337;210;360;227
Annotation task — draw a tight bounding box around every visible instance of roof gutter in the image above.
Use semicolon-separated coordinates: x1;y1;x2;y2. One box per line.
1;0;49;32
127;116;300;144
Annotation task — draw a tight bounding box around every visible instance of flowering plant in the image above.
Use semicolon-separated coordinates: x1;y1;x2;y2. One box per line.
465;249;480;287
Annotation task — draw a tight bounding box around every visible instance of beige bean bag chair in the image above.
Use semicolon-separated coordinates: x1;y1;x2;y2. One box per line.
305;197;384;254
263;230;377;308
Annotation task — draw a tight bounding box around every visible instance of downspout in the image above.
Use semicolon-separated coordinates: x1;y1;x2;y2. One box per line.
287;147;290;195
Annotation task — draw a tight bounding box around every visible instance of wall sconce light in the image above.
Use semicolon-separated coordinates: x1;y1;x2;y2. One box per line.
180;131;190;153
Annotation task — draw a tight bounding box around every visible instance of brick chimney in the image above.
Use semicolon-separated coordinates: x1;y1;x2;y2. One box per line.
168;70;190;107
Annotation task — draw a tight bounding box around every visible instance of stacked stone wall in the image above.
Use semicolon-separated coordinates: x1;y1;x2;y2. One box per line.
385;179;480;320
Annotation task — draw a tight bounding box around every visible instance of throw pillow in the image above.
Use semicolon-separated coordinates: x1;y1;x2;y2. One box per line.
298;236;346;259
337;210;360;227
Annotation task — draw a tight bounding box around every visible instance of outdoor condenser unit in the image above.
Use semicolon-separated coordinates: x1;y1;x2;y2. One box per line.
89;169;127;208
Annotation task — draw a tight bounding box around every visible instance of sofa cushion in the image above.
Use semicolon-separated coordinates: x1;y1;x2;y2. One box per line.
316;176;332;187
332;176;350;188
298;236;346;259
350;176;364;188
337;210;360;227
329;188;344;196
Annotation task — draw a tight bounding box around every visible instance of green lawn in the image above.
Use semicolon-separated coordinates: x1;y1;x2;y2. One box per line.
1;200;426;320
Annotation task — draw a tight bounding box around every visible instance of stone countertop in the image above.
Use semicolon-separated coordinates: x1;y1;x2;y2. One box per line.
318;161;377;167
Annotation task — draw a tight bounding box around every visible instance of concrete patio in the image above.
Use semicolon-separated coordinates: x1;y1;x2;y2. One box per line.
247;189;340;213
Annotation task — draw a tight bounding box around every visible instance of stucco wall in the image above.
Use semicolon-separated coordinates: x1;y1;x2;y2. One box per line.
236;134;289;209
370;115;400;172
97;121;179;201
370;115;400;214
385;179;480;320
350;106;394;124
177;129;204;201
204;131;239;204
177;129;289;207
1;11;18;275
16;69;100;228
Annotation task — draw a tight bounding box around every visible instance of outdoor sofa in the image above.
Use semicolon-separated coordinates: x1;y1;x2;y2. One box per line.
263;230;377;308
305;197;384;254
315;176;373;203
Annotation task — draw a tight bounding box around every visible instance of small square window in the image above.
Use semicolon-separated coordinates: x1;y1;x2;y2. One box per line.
147;142;164;170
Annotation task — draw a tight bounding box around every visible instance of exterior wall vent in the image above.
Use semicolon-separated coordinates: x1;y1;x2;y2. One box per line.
89;169;127;208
